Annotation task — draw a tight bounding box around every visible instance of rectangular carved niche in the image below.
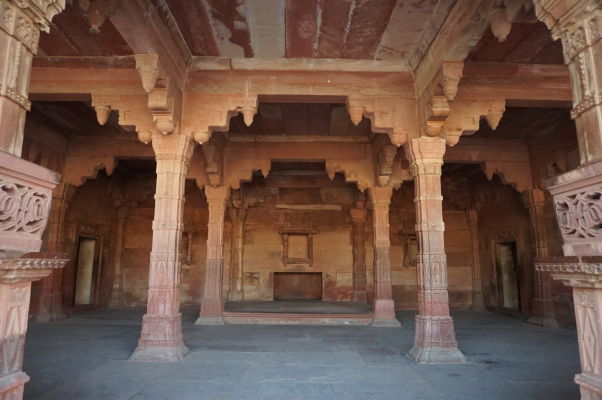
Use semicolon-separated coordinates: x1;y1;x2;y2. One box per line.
281;230;315;268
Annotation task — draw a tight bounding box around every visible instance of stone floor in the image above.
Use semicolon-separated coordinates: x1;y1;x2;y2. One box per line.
225;300;372;314
24;308;579;400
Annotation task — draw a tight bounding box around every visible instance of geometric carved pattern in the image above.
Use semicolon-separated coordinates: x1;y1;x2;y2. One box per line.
0;180;50;233
556;188;602;239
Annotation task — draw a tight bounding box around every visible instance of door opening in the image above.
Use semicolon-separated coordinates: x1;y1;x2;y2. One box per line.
74;236;100;307
494;241;521;311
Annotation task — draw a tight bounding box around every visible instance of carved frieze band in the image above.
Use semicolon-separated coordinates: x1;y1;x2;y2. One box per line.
0;180;50;234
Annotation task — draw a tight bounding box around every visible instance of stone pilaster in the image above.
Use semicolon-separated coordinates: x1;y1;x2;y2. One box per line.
109;206;129;308
368;186;401;327
404;137;465;364
522;189;558;328
0;256;66;400
196;185;230;325
465;209;484;310
349;208;368;303
130;133;193;362
35;182;75;321
227;203;247;302
535;1;602;164
537;258;602;400
0;0;64;155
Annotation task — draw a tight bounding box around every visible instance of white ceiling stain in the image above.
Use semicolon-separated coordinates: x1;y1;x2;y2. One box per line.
246;0;286;58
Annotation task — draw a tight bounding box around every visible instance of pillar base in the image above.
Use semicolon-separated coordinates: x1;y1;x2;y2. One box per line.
129;344;190;362
195;315;225;325
353;291;368;303
372;318;401;328
575;372;602;399
0;371;29;399
408;345;467;364
526;315;559;328
409;314;466;364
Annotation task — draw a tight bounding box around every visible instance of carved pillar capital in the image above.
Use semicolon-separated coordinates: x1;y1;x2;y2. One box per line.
404;137;446;174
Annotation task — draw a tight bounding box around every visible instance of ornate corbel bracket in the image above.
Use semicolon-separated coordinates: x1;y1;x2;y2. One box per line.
135;54;182;135
325;160;373;192
91;93;156;144
346;96;415;147
420;62;464;142
487;5;512;42
443;99;506;146
182;94;259;145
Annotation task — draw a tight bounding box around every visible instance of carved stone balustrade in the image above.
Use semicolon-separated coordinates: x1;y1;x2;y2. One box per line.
0;150;60;255
546;160;602;257
536;256;602;399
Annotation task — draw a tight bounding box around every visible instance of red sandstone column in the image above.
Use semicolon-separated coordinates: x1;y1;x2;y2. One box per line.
0;1;63;155
227;201;247;301
35;182;75;321
196;186;230;325
130;133;193;362
0;256;66;399
465;210;484;310
404;137;465;363
350;208;368;303
369;186;401;327
110;205;129;308
523;189;558;328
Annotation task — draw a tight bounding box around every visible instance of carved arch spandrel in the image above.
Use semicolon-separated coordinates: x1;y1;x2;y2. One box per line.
481;161;533;193
62;156;118;187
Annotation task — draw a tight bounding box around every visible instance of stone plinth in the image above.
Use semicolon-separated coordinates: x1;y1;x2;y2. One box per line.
546;160;602;257
0;254;67;400
537;257;602;400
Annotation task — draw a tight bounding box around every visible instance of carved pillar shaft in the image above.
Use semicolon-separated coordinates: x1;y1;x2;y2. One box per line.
465;210;484;310
523;189;558;327
368;186;400;327
0;257;66;400
110;206;129;308
228;206;246;302
350;208;367;303
0;1;63;155
197;185;230;325
35;182;75;321
130;133;193;362
405;137;465;364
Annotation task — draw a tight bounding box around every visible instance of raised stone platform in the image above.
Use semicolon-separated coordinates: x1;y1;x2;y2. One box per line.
223;300;376;326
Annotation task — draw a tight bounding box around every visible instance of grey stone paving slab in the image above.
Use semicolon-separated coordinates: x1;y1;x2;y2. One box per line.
23;308;580;400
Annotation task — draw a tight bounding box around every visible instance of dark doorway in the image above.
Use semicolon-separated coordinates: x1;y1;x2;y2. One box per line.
494;241;521;311
274;272;322;300
74;236;101;307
